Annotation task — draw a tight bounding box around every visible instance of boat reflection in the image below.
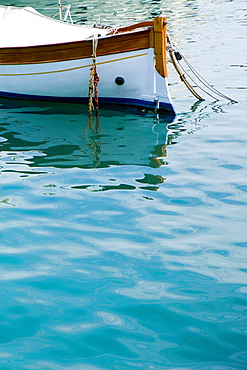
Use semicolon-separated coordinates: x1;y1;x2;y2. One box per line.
0;99;175;170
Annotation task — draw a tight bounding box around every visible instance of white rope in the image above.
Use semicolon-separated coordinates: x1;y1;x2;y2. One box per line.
57;0;62;21
176;57;220;101
167;33;238;103
175;44;237;103
92;34;98;62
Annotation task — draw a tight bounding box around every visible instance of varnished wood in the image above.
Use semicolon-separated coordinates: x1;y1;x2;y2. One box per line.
115;21;154;34
0;29;151;65
0;16;168;80
154;17;168;78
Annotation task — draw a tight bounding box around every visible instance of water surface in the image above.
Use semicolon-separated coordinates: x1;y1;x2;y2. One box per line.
0;0;246;369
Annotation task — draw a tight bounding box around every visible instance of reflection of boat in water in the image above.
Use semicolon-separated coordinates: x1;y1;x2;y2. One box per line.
0;99;171;170
0;4;175;116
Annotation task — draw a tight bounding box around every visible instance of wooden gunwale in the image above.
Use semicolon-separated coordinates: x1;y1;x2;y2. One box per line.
0;29;151;65
0;16;168;78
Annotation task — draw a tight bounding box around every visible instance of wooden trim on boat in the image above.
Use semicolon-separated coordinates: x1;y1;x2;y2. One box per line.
113;17;168;78
153;17;168;78
0;29;151;65
115;21;154;34
0;16;168;78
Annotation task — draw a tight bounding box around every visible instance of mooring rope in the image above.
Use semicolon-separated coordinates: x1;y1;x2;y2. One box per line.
166;34;205;101
175;56;219;101
88;34;100;122
167;33;238;103
176;46;238;103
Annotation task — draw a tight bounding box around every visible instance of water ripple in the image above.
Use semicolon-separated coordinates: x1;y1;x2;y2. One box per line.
0;0;247;369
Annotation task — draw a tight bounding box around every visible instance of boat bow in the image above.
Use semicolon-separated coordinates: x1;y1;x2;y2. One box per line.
0;6;175;116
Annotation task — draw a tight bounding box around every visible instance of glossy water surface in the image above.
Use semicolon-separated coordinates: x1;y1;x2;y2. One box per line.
0;0;247;369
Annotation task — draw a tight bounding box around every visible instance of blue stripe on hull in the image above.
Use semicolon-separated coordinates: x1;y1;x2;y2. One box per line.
0;91;175;116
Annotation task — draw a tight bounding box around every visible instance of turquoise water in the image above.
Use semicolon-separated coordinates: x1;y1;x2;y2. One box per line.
1;0;247;369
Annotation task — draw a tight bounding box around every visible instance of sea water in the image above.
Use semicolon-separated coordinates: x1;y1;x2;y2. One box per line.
0;0;246;369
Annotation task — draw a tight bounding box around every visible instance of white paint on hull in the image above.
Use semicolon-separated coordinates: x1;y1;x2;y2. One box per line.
0;49;173;109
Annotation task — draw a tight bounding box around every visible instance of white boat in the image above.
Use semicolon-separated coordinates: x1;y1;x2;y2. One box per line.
0;5;175;115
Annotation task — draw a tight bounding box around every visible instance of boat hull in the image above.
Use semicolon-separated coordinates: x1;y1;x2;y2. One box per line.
0;49;174;114
0;13;175;115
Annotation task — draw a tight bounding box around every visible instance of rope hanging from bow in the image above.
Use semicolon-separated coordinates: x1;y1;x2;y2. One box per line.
88;34;100;124
166;33;237;103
